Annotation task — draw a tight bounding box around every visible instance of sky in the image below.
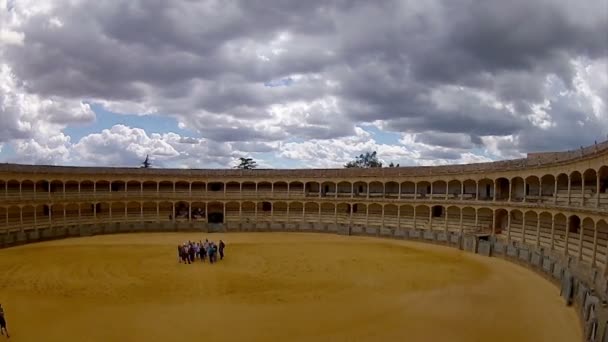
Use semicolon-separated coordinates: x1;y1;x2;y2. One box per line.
0;0;606;169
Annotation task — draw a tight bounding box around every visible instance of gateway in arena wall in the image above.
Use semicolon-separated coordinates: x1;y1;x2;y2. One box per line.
0;141;607;340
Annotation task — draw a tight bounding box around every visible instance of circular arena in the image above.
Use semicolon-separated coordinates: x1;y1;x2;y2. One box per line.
0;141;607;341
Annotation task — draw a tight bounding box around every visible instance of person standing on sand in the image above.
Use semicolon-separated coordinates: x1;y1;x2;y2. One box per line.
219;240;225;260
0;304;10;339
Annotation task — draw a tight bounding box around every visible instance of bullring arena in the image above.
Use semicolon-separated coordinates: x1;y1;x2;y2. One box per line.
1;141;607;341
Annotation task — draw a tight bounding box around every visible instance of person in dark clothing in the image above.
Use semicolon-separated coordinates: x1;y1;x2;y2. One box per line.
219;240;225;260
0;304;9;338
188;244;195;263
207;243;214;264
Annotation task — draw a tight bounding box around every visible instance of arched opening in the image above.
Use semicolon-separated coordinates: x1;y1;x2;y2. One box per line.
384;204;398;227
385;182;399;198
21;180;34;197
142;202;156;220
353;181;367;197
226;182;241;194
273;202;288;222
191;181;206;194
416;181;431;199
225;202;240;222
461;207;476;232
431;180;447;199
494;209;508;235
414;205;430;229
7;205;20;228
258;182;272;195
495;178;509;201
321;182;336;197
446;206;461;232
447;180;461;200
35;180;49;196
337;182;352;197
368;203;382;227
352;203;367;225
289;182;304;196
462;180;476;200
583;169;597;206
50;204;65;223
142;181;157;194
273;182;288;195
257;201;272;222
241;182;256;196
110;180;125;193
600;166;608;208
400;181;415;198
241;202;256;222
95;180;110;197
126;201;141;220
21;205;34;227
369;182;383;197
304;202;320;222
7;180;19;197
158;181;173;193
556;173;569;205
566;215;581;256
523;211;539;244
81;202;95;220
553;214;568;253
581;218;595;263
49;180;63;196
336;203;350;223
126;180;141;194
174;201;189;220
510;177;524;202
305;182;320;196
207;202;224;224
540;174;555;203
109;202;127;221
569;171;583;206
289;202;304;221
158;202;173;221
477;178;494;200
538;212;553;248
320;203;335;223
596;220;608;269
399;205;414;228
175;181;190;193
477;208;493;233
191;202;205;220
524;176;540;202
509;210;524;242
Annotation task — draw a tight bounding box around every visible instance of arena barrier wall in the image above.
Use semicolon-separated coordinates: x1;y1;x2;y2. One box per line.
1;223;606;341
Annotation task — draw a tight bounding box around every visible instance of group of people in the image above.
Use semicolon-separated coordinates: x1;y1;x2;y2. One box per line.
178;239;225;264
0;304;9;339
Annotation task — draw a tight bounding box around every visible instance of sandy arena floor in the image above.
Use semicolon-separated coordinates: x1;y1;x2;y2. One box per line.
0;232;580;342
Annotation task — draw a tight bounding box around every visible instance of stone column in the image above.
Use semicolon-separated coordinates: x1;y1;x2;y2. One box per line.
366;205;369;227
523;179;527;202
522;213;526;243
592;221;598;266
461;182;465;201
430;182;434;200
414;183;418;201
397;205;401;230
428;208;433;231
444;208;448;232
413;206;417;229
381;205;385;229
550;216;555;250
491;210;496;236
564;219;569;256
578;223;584;260
508;180;512;202
398;183;402;200
493;180;497;202
536;216;541;247
554;177;558;204
597;175;601;208
506;211;511;243
567;176;571;205
459;209;463;235
475;181;479;201
581;174;585;206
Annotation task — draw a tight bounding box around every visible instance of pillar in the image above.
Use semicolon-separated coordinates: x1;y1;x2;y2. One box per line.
414;183;418;201
522;213;526;243
567;176;571;205
428;208;433;231
461;182;465;200
564;218;569;256
156;202;160;221
413;207;417;229
592;221;598;266
507;211;511;243
491;211;496;236
445;183;449;200
554;177;558;204
523;179;527;202
508;180;512;202
444;208;448;232
172;203;175;222
459;209;463;234
430;182;434;200
550;216;555;250
597;174;601;208
581;174;585;206
381;205;385;229
578;223;584;260
366;205;369;227
493;181;497;202
398;183;402;200
536;216;541;247
475;181;479;201
397;206;401;230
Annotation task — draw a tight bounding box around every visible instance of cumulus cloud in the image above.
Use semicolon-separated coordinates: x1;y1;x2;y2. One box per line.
0;0;606;167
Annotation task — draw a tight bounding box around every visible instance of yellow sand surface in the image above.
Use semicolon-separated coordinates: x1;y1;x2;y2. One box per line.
0;233;580;342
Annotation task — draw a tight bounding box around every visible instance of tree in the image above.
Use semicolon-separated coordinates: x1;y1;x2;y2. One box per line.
344;151;383;168
141;155;151;168
235;157;257;169
388;162;400;167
